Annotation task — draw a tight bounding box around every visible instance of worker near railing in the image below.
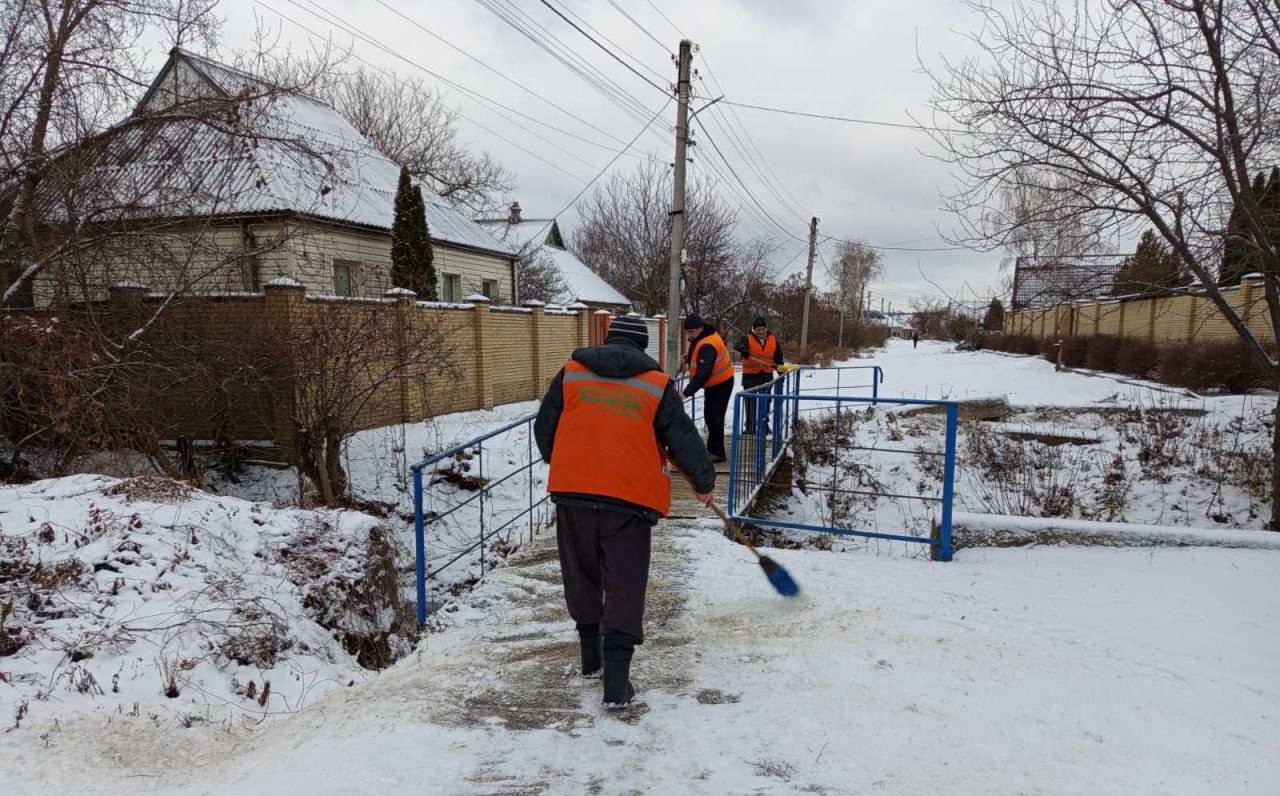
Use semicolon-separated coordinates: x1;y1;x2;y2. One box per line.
736;316;785;436
534;315;716;711
681;314;734;463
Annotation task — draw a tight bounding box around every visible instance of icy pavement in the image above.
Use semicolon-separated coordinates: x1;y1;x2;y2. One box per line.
3;512;1277;795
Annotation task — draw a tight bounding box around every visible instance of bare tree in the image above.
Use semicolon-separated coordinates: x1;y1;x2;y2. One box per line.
572;158;773;317
927;0;1280;527
271;65;514;214
826;240;883;319
512;242;566;304
0;3;346;476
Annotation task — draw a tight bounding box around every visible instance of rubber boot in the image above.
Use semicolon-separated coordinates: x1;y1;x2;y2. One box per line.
602;631;637;709
577;623;602;678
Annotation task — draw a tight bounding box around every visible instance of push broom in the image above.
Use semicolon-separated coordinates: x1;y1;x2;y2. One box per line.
677;466;800;597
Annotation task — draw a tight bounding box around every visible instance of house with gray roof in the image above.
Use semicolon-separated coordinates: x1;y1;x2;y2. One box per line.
13;49;517;306
476;202;631;313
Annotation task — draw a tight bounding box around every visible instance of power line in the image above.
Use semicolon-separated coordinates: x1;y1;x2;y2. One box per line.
691;115;806;243
371;0;637;149
472;0;661;126
722;99;953;133
537;99;673;243
537;0;670;96
267;0;599;180
642;0;685;37
606;0;670;53
821;234;968;253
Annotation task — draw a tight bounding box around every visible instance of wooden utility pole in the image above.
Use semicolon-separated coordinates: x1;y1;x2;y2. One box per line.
799;216;818;358
665;39;693;374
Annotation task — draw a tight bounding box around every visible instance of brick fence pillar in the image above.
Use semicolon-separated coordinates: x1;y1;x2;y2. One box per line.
469;293;494;409
568;302;590;346
1241;273;1264;337
525;299;546;397
385;287;417;423
264;278;306;455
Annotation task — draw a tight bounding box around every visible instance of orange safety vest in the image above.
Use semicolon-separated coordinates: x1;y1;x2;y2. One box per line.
690;332;734;388
548;360;672;516
743;333;778;375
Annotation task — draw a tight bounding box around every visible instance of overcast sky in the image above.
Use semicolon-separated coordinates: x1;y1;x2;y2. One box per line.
200;0;1003;311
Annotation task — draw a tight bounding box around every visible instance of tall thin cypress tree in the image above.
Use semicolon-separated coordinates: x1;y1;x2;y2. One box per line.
390;166;416;291
410;184;438;300
1220;172;1267;285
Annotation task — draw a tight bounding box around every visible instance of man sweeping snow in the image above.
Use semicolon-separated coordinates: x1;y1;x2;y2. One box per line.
534;315;716;710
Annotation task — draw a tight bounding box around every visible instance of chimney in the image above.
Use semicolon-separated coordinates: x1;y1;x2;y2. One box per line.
508;201;522;224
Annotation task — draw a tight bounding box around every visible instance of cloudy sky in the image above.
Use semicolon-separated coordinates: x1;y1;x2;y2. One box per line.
201;0;1002;310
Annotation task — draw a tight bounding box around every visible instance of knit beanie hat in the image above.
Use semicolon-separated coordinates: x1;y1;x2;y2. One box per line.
683;314;705;330
606;315;648;348
752;316;767;329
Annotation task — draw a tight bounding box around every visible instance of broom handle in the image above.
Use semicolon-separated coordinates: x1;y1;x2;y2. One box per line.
706;500;763;561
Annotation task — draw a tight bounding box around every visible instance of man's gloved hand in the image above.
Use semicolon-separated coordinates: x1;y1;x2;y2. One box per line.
682;385;696;398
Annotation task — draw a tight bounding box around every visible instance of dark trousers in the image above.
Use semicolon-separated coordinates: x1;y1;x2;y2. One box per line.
741;372;773;435
702;379;733;457
555;503;653;642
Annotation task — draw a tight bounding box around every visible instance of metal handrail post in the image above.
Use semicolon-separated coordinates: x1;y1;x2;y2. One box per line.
727;393;742;515
939;403;958;562
478;439;485;575
413;466;427;625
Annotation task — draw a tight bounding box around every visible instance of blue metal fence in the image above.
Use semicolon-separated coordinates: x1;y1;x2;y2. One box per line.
409;414;551;625
727;374;957;562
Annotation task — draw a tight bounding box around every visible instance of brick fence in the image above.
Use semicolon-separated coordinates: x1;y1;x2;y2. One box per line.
99;281;667;457
1005;273;1276;345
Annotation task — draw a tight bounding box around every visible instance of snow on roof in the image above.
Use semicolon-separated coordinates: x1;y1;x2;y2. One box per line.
112;50;515;257
475;217;558;250
542;246;631;307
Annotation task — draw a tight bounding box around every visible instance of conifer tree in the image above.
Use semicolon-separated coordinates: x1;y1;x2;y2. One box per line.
1111;230;1190;296
390;167;416;291
1218;173;1263;285
390;166;438;299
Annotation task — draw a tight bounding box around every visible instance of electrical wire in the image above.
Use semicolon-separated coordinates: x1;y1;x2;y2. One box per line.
536;0;670;96
722;100;953;133
606;0;671;53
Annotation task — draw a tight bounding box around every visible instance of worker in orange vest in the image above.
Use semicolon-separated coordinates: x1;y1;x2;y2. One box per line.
535;315;715;710
736;316;785;435
681;314;735;463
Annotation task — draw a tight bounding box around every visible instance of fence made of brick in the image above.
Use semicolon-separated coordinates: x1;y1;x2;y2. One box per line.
1005;274;1275;345
88;282;668;458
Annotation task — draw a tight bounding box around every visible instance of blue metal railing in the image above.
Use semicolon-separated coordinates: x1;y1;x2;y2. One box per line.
795;365;882;409
727;379;956;562
409;413;552;624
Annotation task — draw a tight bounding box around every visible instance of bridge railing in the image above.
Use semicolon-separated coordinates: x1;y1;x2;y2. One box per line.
727;372;957;562
409;413;551;625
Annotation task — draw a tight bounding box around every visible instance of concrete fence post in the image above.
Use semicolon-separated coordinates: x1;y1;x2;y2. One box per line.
468;293;494;410
525;299;546;398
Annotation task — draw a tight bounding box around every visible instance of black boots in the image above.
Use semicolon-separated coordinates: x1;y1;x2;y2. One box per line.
577;623;602;678
602;631;637;709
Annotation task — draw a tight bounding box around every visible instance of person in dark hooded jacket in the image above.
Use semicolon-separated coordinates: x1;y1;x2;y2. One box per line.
534;315;715;710
681;315;735;462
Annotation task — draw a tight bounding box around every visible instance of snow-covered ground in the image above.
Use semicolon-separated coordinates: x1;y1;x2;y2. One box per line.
3;338;1276;794
769;340;1274;551
2;519;1276;795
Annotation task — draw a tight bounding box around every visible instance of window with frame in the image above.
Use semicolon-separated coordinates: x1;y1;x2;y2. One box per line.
443;273;462;302
333;261;354;297
481;279;498;301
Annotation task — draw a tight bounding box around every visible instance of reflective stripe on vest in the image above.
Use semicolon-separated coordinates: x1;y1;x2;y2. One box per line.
743;333;778;375
694;333;734;388
548;360;673;516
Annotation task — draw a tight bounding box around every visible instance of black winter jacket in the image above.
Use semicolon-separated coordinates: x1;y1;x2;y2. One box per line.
735;332;785;384
683;325;723;395
534;339;716;521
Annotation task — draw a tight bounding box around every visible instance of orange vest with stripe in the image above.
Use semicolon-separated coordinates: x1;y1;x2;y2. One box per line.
548;360;672;516
743;333;778;375
692;332;734;388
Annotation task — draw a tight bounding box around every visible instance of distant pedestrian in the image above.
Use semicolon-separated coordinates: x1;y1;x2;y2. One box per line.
535;315;716;710
912;331;919;349
735;316;784;435
681;315;734;463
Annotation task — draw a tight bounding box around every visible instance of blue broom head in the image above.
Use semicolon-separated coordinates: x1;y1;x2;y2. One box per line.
758;555;800;597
